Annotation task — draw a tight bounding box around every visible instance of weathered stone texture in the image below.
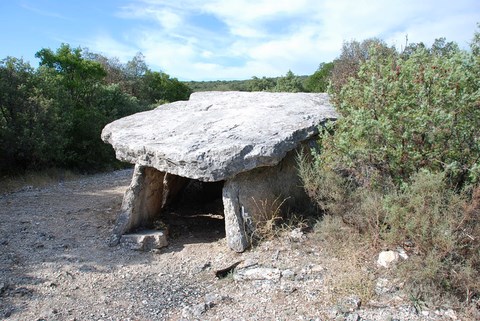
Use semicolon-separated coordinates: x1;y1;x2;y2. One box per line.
101;91;336;182
103;92;337;251
110;165;187;245
223;146;311;252
120;230;168;251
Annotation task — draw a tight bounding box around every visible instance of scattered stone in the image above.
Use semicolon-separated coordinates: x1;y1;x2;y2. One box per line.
397;247;409;260
204;293;221;307
272;249;280;260
238;259;258;269
119;230;168;251
289;228;305;241
281;269;296;280
4;307;12;318
444;308;457;320
310;264;325;273
182;303;207;318
377;250;399;268
192;261;213;274
204;293;231;308
0;282;7;295
338;296;362;313
13;287;33;297
233;267;282;281
345;313;361;321
375;278;399;295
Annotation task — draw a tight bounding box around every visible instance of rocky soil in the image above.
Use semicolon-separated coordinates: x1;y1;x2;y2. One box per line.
0;169;466;320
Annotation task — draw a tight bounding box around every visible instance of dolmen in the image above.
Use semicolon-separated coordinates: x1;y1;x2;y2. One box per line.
101;91;337;252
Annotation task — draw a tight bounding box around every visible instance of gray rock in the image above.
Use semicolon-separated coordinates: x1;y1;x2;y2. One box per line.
102;91;336;182
0;282;7;295
345;313;361;321
222;147;311;252
290;227;305;241
377;250;399;268
182;303;207;318
338;295;362;313
110;165;187;246
233;267;281;281
119;230;168;251
375;277;400;296
103;92;337;252
204;293;230;308
281;269;296;279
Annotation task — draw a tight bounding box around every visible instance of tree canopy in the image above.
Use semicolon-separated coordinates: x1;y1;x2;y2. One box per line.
0;44;192;174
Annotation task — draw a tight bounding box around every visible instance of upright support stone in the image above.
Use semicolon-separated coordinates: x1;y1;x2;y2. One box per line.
110;165;188;246
110;165;164;245
222;148;310;252
222;183;249;252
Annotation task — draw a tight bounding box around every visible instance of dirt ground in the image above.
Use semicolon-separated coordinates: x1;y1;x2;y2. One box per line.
0;169;468;320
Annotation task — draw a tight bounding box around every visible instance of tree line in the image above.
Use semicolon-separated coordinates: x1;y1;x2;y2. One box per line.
0;42;332;176
185;73;309;92
0;44;192;174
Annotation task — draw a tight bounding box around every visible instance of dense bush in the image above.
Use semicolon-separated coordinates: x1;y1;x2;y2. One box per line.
0;44;192;174
329;38;395;99
274;70;305;92
305;62;333;92
318;38;480;188
300;27;480;305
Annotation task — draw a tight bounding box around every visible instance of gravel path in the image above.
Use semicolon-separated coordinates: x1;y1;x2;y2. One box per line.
0;170;465;320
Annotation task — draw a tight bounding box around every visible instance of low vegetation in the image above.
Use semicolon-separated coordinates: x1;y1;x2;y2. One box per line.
0;45;191;175
185;71;309;93
299;26;480;309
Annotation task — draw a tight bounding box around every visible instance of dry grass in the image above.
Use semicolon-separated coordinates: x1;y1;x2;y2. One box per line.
302;161;480;311
314;215;377;305
249;195;289;242
0;168;79;194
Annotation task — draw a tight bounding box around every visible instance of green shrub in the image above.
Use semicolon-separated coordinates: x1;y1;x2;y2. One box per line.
300;27;480;305
384;171;479;303
321;40;480;188
0;44;192;174
305;62;334;92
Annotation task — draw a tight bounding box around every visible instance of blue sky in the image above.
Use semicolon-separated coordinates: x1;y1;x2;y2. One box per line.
1;0;479;80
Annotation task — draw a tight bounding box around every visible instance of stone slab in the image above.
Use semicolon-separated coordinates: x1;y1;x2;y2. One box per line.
119;229;168;251
102;91;337;182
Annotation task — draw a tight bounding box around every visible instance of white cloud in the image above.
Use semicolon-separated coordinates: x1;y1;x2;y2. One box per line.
85;33;139;62
91;0;480;80
21;3;69;20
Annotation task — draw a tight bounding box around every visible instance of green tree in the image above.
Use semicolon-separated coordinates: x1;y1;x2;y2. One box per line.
124;52;148;97
36;44;106;103
0;44;193;174
0;57;67;172
325;44;479;187
247;76;276;91
34;44;144;171
140;70;192;105
0;57;39;170
274;70;305;92
330;38;394;97
84;50;127;87
305;62;334;92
